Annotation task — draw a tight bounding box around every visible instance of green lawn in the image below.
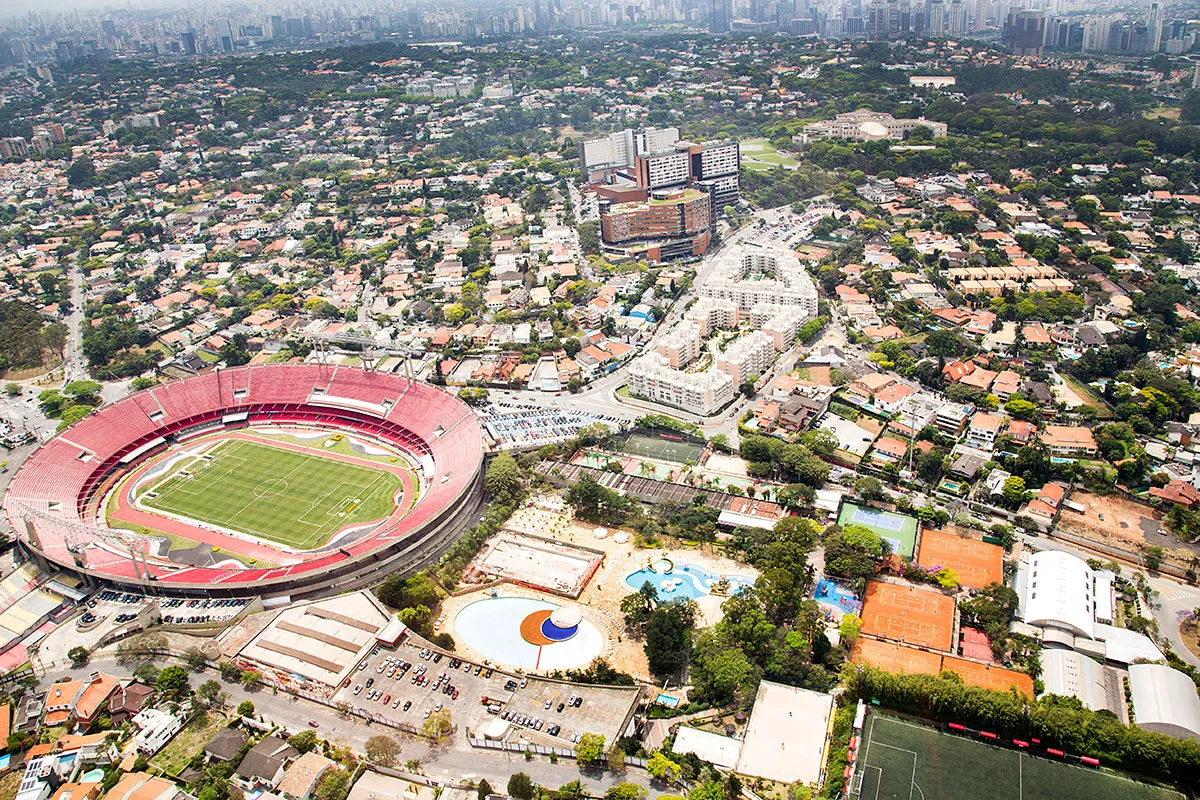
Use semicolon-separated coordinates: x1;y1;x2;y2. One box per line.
152;712;230;777
856;713;1183;800
140;439;404;550
740;138;800;172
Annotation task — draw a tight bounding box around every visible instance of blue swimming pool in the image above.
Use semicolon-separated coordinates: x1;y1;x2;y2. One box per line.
813;578;862;614
625;562;755;600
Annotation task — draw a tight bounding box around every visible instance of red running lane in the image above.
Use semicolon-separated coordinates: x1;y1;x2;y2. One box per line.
105;430;419;565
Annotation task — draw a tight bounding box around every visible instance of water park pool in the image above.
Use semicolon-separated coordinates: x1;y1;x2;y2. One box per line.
624;560;755;600
813;578;862;617
453;596;603;672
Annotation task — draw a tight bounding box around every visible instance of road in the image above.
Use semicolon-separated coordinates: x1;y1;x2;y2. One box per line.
40;656;667;795
64;259;86;383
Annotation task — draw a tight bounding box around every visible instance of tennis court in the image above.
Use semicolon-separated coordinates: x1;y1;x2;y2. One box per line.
839;502;918;558
916;528;1003;589
852;638;1035;696
860;581;955;651
854;713;1183;800
618;430;705;464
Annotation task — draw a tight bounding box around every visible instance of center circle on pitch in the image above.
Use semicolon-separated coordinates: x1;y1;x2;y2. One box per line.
253;478;288;498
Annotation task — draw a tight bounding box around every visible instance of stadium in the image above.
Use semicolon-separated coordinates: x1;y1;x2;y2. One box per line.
2;365;486;599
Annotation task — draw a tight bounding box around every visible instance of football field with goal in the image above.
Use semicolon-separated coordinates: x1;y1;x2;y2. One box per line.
141;438;406;550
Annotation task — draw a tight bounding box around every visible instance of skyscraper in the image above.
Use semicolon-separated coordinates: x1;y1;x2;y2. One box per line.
1148;1;1163;52
710;0;732;33
948;0;966;35
928;0;945;34
1005;7;1045;55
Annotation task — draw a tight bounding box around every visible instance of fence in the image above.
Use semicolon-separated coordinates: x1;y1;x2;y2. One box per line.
464;729;648;769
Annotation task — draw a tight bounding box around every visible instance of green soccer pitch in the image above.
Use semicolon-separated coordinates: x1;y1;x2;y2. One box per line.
853;713;1184;800
141;439;407;550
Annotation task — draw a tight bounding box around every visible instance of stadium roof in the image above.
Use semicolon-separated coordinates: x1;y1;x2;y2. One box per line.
1039;649;1126;720
1129;663;1200;741
1018;550;1100;639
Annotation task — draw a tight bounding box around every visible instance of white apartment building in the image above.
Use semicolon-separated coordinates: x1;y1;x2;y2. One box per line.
627;355;734;416
702;244;819;317
579;126;680;174
755;304;811;351
686;298;740;336
655;322;704;368
717;331;774;384
797;110;948;144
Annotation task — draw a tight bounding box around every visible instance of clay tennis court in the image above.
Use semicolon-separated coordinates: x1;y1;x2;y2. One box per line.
916;528;1004;590
860;581;955;651
853;637;1035;696
853;636;942;674
941;655;1034;695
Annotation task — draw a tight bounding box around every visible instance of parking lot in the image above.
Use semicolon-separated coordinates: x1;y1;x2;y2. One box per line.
83;591;250;628
332;638;640;746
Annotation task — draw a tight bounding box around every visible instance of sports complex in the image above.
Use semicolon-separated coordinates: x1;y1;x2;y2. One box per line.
1;365;485;597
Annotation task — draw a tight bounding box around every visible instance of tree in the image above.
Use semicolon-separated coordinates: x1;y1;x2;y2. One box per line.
240;669;262;688
219;662;243;681
644;751;681;783
854;476;885;501
377;572;439;611
316;769;350;800
423;708;453;740
1145;545;1165;571
690;641;758;705
288;730;319;754
566;474;631;525
644;601;696;675
604;784;644;800
183;647;207;670
476;780;493;800
156;665;190;696
67;157;95;187
237;700;255;717
484;452;522;503
606;747;627;773
57;404;95;430
507;773;534;800
365;734;402;767
575;732;606;765
839;613;862;643
1002;476;1027;505
67;646;89;666
197;680;225;707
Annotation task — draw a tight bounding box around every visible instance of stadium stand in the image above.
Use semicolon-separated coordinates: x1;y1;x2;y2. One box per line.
3;365;485;598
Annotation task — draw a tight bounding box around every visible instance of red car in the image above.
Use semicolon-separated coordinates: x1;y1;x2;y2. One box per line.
308;720;320;728
383;694;391;704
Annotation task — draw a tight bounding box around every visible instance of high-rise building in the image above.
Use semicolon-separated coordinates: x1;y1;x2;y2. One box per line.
710;0;732;33
928;0;946;34
179;30;197;55
973;0;988;31
0;138;29;159
1148;2;1163;52
948;0;966;35
1005;7;1045;55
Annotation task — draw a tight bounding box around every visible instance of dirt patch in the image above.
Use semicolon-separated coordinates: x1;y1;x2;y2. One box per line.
1058;491;1158;546
1182;614;1200;663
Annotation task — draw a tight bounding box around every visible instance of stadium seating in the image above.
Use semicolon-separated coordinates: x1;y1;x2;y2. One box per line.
2;365;483;590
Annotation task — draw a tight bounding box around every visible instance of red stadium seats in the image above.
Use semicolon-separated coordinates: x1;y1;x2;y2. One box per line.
3;365;483;589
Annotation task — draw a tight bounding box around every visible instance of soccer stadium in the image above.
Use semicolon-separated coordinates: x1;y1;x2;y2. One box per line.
2;365;485;598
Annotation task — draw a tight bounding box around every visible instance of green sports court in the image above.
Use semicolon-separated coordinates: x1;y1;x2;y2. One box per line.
617;430;705;464
838;502;919;559
853;713;1183;800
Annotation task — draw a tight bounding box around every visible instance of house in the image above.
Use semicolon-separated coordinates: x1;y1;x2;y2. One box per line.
1021;482;1067;530
1040;425;1099;458
846;373;897;407
109;682;155;724
967;412;1004;451
106;772;195;800
1150;480;1200;509
275;752;335;800
133;709;182;756
205;728;249;764
991;370;1021;401
871;436;909;465
1007;419;1036;444
234;736;299;791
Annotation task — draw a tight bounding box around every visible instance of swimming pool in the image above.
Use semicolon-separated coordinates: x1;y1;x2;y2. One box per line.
813;578;862;616
624;561;755;600
453;596;603;672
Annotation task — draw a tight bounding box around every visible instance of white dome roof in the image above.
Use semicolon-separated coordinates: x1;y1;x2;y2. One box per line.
859;120;889;138
550;606;582;629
